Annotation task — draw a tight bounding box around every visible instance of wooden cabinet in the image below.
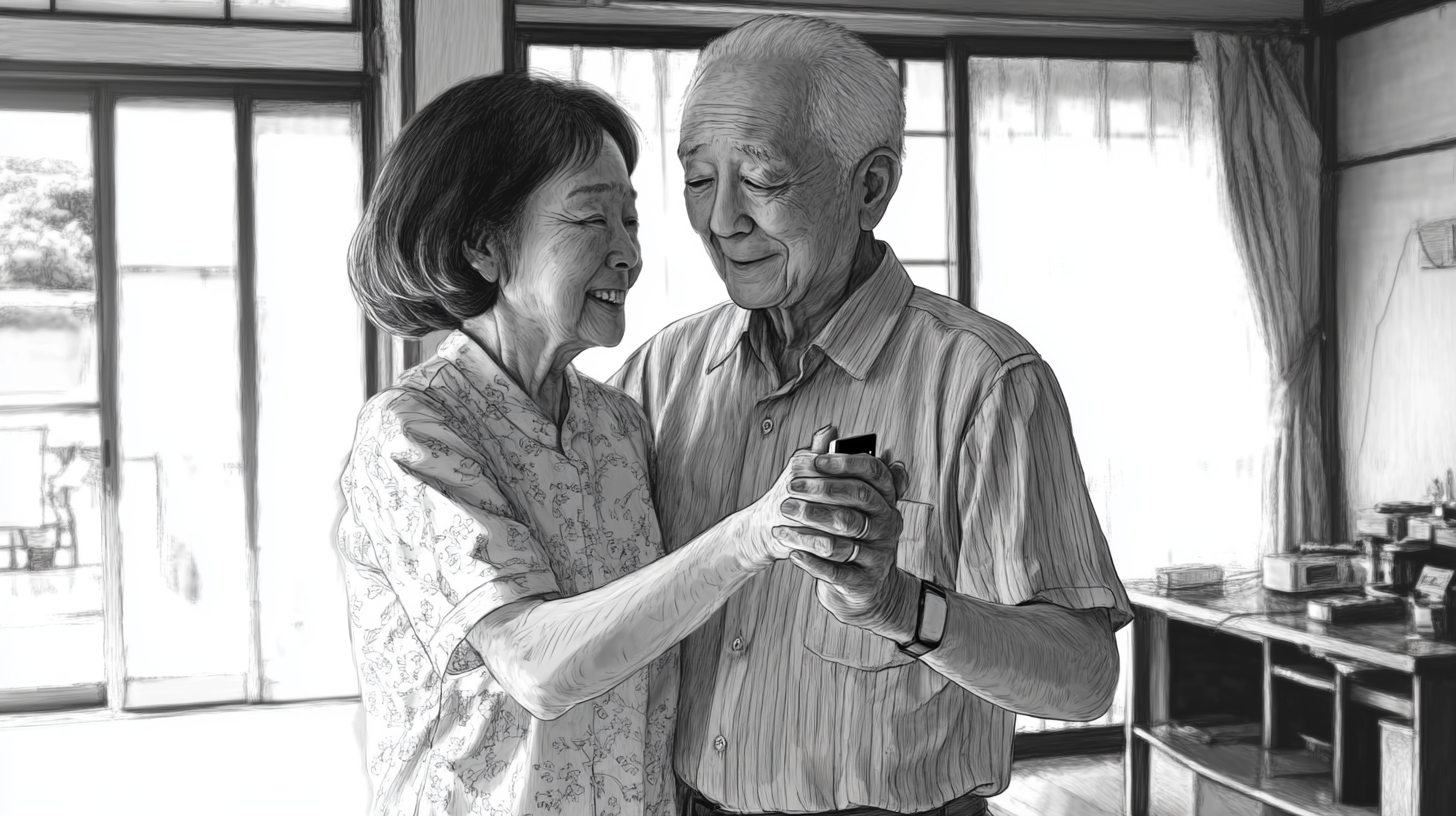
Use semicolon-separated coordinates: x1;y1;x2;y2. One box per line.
1124;578;1456;816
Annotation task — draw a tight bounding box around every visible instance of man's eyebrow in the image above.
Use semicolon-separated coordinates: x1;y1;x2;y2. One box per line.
677;143;780;163
738;144;779;163
567;182;636;200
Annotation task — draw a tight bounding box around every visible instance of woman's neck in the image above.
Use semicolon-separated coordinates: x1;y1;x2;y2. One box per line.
461;307;575;424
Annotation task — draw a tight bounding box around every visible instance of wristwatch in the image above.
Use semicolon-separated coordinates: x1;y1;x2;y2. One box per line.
896;579;948;658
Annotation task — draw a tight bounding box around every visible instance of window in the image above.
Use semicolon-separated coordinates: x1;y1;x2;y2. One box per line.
968;57;1270;732
0;0;353;24
0;86;366;713
524;44;952;381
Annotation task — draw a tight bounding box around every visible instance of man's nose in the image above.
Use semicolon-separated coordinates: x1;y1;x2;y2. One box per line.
709;179;750;238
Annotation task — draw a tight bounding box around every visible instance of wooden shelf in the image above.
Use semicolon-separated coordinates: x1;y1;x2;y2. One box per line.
1133;726;1379;816
1273;658;1337;692
1350;672;1414;719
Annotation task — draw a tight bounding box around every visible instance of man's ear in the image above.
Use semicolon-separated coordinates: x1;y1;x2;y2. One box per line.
852;147;902;231
462;239;505;285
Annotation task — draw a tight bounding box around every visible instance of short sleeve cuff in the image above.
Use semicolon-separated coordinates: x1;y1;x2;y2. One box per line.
1026;586;1134;631
427;570;561;675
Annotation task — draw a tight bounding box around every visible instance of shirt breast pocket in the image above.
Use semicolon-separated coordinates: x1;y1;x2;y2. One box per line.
802;500;938;671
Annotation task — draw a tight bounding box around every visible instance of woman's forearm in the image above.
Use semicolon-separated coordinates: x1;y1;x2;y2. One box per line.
468;512;757;720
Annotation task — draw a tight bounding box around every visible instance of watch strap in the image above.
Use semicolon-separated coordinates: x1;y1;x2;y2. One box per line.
897;580;948;658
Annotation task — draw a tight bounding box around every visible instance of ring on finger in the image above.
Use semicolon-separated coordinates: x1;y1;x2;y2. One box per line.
847;542;861;563
853;512;871;541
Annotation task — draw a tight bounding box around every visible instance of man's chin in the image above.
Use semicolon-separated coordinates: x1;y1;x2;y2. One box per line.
721;274;788;311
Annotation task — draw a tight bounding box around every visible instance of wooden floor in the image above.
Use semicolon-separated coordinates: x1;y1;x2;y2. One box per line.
990;752;1123;816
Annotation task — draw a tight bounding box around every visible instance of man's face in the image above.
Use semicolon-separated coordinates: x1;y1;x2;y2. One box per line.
678;61;861;311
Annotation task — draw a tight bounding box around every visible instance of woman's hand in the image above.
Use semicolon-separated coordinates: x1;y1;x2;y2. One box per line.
735;425;905;571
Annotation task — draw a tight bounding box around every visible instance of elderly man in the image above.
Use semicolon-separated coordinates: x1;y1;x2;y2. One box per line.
611;14;1131;816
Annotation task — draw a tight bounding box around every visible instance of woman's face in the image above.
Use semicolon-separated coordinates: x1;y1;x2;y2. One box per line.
501;136;641;354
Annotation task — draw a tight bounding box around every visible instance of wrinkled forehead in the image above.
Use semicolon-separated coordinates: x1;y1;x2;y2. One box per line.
679;60;817;160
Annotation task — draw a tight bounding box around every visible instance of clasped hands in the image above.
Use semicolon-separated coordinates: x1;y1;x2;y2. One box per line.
741;425;917;638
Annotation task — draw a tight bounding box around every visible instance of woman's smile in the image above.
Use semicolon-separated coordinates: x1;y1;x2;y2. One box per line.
588;288;627;308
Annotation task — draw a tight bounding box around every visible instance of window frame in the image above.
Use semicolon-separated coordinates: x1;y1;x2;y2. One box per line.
517;23;1193;308
0;0;361;30
0;54;374;722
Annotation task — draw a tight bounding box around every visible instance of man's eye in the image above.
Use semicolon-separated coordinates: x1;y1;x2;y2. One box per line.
685;178;712;190
579;218;608;226
743;179;777;192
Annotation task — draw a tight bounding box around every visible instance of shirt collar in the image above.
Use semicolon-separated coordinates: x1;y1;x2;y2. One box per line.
705;243;916;381
435;330;590;448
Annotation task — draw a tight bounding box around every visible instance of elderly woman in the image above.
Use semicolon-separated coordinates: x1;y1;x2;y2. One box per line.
337;72;898;816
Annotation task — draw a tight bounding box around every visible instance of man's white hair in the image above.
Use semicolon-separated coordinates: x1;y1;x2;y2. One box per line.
688;14;905;173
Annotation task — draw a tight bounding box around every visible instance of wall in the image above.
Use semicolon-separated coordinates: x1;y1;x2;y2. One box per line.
0;701;369;816
1336;3;1456;514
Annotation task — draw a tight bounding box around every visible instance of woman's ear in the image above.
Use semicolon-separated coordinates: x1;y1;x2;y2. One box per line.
853;148;902;232
462;240;504;285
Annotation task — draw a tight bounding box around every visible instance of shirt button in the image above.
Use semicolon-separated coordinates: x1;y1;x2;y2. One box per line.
761;417;774;435
731;636;745;652
714;735;728;752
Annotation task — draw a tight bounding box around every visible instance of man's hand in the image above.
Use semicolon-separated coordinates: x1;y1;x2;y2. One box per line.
776;448;918;641
739;426;891;570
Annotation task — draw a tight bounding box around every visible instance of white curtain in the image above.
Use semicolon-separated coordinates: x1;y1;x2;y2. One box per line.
1196;34;1327;556
968;58;1271;731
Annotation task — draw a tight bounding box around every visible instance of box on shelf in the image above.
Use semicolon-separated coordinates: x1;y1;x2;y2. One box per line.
1358;509;1408;540
1407;517;1438;543
1307;594;1405;623
1263;553;1362;593
1434;522;1456;549
1156;564;1224;590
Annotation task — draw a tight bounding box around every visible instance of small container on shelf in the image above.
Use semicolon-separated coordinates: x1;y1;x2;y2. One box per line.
1155;563;1224;590
1308;593;1405;623
1263;553;1362;593
1380;540;1433;587
1406;565;1455;640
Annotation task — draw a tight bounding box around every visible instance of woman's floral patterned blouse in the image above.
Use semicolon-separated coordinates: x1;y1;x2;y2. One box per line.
336;330;678;816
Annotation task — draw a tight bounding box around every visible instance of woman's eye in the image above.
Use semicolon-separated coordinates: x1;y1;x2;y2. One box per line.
579;217;608;226
685;178;712;190
743;178;777;192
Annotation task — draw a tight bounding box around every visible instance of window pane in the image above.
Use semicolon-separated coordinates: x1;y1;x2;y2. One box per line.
971;57;1268;733
231;0;350;23
55;0;224;17
554;46;726;383
0;0;48;8
114;98;249;706
0;103;105;710
904;60;945;132
1109;61;1151;138
252;100;362;702
903;263;949;297
529;45;574;80
876;135;948;262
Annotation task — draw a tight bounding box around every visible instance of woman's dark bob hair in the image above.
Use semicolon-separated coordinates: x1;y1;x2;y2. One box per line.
349;71;640;337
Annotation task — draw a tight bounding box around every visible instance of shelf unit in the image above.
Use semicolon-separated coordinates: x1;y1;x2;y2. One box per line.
1124;579;1456;816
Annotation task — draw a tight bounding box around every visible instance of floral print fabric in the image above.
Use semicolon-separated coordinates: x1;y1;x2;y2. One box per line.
337;330;678;816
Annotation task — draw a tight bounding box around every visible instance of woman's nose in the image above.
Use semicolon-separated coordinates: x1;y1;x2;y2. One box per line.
608;223;640;270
